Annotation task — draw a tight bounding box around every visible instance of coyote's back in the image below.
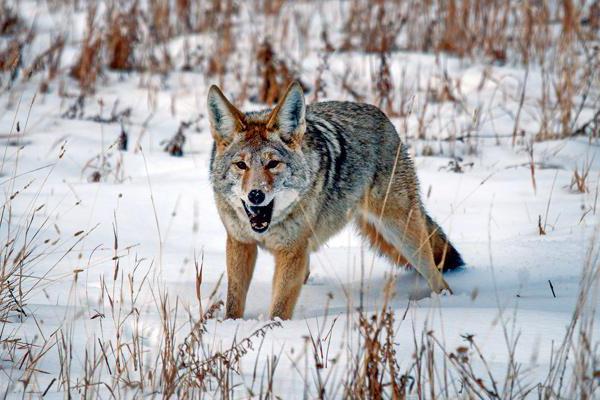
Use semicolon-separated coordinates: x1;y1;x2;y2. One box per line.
207;82;464;320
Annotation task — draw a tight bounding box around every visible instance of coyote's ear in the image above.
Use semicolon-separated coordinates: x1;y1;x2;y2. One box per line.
267;81;306;147
207;85;246;148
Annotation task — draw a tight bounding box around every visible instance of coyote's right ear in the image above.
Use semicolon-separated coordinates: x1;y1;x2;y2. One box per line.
207;85;246;148
267;81;306;148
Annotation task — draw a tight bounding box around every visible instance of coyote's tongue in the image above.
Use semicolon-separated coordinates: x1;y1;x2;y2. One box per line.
242;200;274;233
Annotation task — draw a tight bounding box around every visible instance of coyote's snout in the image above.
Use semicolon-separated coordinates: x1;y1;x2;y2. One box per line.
208;81;464;320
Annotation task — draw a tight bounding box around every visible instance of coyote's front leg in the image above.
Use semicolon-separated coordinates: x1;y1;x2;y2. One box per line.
225;235;257;319
270;244;309;320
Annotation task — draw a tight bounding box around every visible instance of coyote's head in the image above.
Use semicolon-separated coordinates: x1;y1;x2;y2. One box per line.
207;82;312;234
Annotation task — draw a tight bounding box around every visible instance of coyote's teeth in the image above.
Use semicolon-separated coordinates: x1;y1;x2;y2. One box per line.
242;199;274;233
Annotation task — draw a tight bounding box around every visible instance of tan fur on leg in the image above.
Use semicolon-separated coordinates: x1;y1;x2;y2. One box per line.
225;235;257;319
270;244;309;319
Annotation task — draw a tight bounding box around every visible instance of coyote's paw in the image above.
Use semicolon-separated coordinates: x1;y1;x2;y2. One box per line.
408;282;453;300
430;278;452;295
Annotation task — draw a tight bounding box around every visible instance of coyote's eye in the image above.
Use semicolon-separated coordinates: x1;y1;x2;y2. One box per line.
266;160;280;169
235;161;248;170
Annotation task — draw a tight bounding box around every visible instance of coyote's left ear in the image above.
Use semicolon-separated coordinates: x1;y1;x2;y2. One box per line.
267;81;306;147
207;85;246;149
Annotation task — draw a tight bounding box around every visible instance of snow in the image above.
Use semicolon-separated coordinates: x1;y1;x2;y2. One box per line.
1;1;599;398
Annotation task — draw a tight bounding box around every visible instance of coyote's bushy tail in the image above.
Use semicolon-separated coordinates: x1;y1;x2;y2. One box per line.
424;213;464;272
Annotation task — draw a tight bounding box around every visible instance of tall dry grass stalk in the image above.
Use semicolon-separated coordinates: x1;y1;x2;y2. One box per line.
70;5;102;93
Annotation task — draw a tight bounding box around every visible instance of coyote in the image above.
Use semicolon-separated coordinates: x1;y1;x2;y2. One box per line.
207;82;463;320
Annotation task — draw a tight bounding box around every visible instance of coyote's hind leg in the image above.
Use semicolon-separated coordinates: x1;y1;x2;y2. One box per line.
356;218;411;267
360;200;451;294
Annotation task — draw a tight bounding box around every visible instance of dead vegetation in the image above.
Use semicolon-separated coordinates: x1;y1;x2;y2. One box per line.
1;0;597;144
2;192;597;398
70;5;103;93
341;0;600;143
0;1;20;36
106;2;139;71
255;39;302;105
571;156;595;193
1;0;600;398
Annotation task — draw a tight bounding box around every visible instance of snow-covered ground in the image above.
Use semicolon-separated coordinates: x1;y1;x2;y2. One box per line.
1;1;599;398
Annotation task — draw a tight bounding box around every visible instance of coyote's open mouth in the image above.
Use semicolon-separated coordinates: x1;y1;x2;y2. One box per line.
242;199;274;233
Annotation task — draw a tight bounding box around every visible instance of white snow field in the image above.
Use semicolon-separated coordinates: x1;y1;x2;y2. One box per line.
1;1;599;398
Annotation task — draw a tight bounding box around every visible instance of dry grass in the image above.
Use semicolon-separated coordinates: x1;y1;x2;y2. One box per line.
256;39;300;105
70;5;103;93
106;2;139;71
0;0;21;37
1;0;597;143
0;138;96;393
571;156;595;194
2;226;598;398
1;0;600;398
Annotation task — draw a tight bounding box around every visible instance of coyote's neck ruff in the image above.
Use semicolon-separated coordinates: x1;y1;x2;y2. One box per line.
208;82;464;320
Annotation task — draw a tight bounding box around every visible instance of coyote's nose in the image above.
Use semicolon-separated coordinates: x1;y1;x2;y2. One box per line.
248;189;265;205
